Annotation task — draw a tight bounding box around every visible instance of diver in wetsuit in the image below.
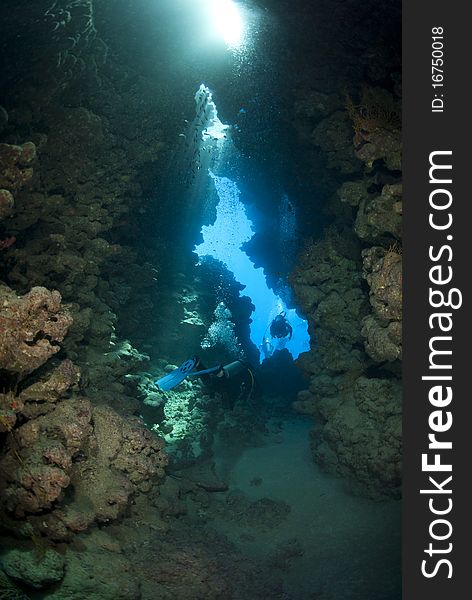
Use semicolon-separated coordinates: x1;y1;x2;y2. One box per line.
156;356;255;401
269;311;293;340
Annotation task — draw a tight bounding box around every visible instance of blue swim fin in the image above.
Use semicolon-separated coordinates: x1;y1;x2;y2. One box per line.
155;356;199;391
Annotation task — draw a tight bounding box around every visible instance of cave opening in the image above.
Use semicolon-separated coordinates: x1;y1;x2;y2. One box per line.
190;85;311;367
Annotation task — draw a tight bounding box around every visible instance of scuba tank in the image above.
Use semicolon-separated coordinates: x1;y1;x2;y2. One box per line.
220;359;247;378
259;336;274;359
220;359;255;402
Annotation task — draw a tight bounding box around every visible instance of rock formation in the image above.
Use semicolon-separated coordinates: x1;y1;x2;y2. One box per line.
291;84;402;498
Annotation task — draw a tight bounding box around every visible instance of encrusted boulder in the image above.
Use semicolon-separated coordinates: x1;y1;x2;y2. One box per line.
1;357;81;432
0;285;73;375
0;397;93;517
346;86;401;170
337;179;372;207
45;538;141;600
0;188;14;220
362;246;402;321
291;232;369;400
313;376;402;498
0;142;36;191
361;246;402;362
42;405;167;537
19;359;81;419
355;128;401;171
355;183;402;242
0;569;30;599
312;111;362;174
1;389;166;540
0;134;36;223
361;315;402;363
1;548;65;589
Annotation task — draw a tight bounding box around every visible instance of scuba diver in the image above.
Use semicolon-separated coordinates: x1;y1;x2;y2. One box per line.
269;311;293;340
259;311;292;361
155;356;255;401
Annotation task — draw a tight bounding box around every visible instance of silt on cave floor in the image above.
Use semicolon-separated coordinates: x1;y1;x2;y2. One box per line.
0;0;402;598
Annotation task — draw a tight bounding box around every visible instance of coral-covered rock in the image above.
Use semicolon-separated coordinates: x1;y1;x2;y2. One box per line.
110;412;167;485
361;246;402;362
291;231;368;369
361;315;402;363
337;179;371;207
51;405;167;534
1;548;65;589
0;135;36;224
0;568;30;599
1;452;71;517
19;360;81;418
0;142;36;191
1;387;166;540
45;542;140;600
313;376;401;498
0;397;93;517
362;246;402;321
294;90;343;123
312;111;362;174
355;128;401;171
355;183;402;242
346;86;401;171
0;188;14;220
0;286;73;375
0;389;24;433
291;228;402;497
0;406;17;433
292;90;344;145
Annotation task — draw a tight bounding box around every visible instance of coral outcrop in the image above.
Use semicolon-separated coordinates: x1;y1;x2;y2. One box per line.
0;286;73;376
0;396;93;518
0;143;36;192
0;379;167;541
354;183;402;242
46;539;141;600
312;376;402;497
0;568;30;599
2;548;65;589
0;190;14;222
0;136;36;223
0;260;166;554
311;111;363;174
346;86;401;171
292;81;402;498
361;246;402;362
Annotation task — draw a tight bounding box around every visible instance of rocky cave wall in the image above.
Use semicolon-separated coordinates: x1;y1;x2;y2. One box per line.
0;1;178;595
286;33;402;498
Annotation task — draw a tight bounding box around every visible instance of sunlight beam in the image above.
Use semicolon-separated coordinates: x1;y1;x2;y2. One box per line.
209;0;244;47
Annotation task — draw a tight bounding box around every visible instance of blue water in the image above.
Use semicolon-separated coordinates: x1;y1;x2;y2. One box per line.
195;171;310;362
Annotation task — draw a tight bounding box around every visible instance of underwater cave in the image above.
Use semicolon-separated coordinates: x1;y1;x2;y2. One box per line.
0;1;402;599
